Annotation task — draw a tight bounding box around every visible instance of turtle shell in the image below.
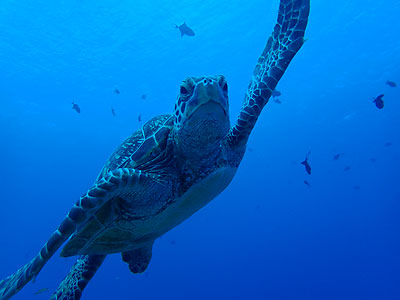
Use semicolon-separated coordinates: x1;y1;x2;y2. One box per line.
97;114;174;179
60;114;175;256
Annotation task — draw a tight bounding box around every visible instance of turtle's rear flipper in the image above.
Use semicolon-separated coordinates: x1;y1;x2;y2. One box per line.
122;241;154;274
50;255;106;300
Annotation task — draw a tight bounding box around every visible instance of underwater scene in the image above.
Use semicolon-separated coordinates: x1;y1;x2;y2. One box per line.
0;0;399;299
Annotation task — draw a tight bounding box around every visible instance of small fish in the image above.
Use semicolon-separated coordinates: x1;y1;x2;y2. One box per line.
72;102;80;114
34;288;49;295
352;185;360;190
333;153;344;160
114;88;120;94
304;180;311;187
369;158;377;163
344;166;351;171
138;114;142;122
386;80;397;87
301;151;311;175
248;147;254;152
384;142;392;147
170;240;176;245
141;94;147;100
273;99;282;104
373;94;384;109
175;22;195;37
272;89;281;97
111;107;116;117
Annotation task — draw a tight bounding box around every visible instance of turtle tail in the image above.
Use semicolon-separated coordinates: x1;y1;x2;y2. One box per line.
0;169;133;300
50;255;106;300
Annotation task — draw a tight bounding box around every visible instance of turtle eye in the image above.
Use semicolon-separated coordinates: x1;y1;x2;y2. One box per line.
222;82;228;92
180;86;188;95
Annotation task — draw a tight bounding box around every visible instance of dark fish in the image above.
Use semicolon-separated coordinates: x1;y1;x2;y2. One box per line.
272;89;281;97
273;99;282;104
141;94;147;100
248;147;254;152
72;102;80;114
373;94;384;109
384;142;392;147
175;22;195;37
114;88;120;94
111;107;116;117
386;80;397;87
369;158;377;163
301;151;311;175
353;185;360;190
138;114;142;122
170;240;176;245
34;288;49;295
333;153;344;160
304;180;311;187
344;166;351;171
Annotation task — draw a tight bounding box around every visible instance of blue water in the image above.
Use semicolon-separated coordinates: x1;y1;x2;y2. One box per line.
1;0;399;299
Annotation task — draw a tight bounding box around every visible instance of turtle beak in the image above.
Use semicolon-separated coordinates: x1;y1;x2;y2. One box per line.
187;79;228;118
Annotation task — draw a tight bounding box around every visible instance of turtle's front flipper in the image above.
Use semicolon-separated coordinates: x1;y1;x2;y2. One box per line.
0;168;144;300
50;255;106;300
227;0;310;148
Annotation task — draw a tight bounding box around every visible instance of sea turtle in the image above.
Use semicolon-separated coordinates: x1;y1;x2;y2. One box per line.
0;0;310;299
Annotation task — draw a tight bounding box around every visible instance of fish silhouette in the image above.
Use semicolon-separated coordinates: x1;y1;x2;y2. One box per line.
175;22;195;37
34;287;49;295
114;88;120;94
333;153;344;160
373;94;384;109
272;89;281;97
72;102;80;114
301;151;311;175
111;107;116;117
386;80;397;87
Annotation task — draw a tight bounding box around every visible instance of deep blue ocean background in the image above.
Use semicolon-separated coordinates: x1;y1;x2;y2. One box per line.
1;0;399;299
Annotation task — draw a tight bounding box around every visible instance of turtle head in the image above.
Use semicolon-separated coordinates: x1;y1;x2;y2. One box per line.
173;75;230;162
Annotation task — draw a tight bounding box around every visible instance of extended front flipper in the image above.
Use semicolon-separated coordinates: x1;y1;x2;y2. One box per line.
0;168;147;300
228;0;310;148
50;255;106;300
122;241;154;274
